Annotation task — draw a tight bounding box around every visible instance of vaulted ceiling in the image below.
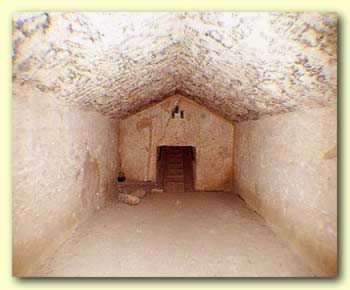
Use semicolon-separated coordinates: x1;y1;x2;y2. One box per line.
12;12;337;122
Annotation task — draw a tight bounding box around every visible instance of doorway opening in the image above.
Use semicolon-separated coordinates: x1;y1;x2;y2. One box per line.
156;146;196;192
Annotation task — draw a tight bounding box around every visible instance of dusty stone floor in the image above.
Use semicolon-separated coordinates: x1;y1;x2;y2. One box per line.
34;191;314;277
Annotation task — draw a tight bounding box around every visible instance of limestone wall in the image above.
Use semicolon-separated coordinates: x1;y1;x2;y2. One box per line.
119;95;234;191
12;84;119;276
233;105;337;276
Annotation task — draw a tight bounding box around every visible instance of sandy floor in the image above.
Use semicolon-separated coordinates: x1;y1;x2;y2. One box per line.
34;191;314;277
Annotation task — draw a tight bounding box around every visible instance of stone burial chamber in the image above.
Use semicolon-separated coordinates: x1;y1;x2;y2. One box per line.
12;12;337;277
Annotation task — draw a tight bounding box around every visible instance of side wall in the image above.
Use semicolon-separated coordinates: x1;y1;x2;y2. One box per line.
233;105;337;276
119;95;234;191
12;85;119;276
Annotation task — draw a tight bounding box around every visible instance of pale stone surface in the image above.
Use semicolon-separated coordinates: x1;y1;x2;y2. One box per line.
12;84;119;276
119;95;234;191
151;188;164;194
233;105;337;276
130;188;147;199
33;192;313;277
12;12;336;121
118;193;140;206
116;181;147;205
11;11;337;278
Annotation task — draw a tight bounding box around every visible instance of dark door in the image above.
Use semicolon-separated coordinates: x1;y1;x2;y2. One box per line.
157;146;195;192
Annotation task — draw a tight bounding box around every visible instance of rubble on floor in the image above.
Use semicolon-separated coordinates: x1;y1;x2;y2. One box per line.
116;179;155;206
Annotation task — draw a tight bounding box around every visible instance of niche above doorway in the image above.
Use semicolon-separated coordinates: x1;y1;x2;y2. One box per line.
171;105;184;119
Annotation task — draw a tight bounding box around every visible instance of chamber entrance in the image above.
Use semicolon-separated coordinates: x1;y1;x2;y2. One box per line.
156;146;195;192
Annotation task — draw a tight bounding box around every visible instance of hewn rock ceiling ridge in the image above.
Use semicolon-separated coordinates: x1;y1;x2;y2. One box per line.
13;12;337;121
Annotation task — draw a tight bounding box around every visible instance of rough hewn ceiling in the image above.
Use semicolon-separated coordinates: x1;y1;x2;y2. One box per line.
13;12;337;122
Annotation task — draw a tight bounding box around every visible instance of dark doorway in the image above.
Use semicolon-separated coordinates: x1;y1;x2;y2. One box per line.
156;146;195;192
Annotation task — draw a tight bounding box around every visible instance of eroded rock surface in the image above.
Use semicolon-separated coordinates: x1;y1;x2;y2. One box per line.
13;12;337;122
118;193;140;206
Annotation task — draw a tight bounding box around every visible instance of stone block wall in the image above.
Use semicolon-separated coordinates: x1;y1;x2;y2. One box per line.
119;95;234;191
12;84;119;276
233;105;337;276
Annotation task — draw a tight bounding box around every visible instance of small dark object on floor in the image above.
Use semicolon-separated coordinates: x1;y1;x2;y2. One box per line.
117;171;126;182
